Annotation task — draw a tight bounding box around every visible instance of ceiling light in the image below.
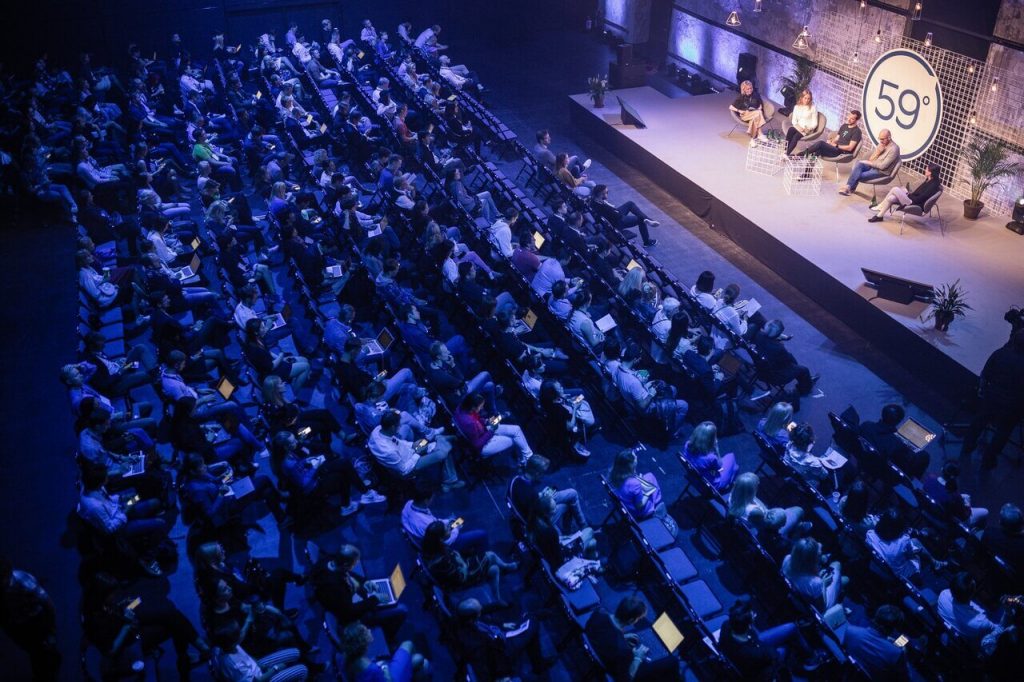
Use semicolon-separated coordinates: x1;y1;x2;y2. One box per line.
726;10;741;27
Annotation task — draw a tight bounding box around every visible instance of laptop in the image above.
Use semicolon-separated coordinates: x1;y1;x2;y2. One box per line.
896;417;936;452
216;376;236;401
716;352;743;379
595;314;618;333
325;264;345;278
362;328;394;357
532;231;545;250
123;452;146;477
175;253;202;280
362;564;406;606
511;309;538;335
635;612;685;656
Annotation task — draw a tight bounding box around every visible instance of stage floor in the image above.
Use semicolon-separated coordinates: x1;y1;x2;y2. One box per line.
570;87;1024;377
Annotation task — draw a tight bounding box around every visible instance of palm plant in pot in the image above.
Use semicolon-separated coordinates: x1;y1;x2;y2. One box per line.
778;59;815;116
923;279;972;332
960;138;1022;220
588;75;608;108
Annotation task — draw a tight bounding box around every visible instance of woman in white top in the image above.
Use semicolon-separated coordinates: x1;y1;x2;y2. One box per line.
568;290;605;349
711;283;748;351
728;472;805;537
785;89;818;156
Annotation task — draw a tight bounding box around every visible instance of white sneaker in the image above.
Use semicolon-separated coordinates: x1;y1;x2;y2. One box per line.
749;138;758;148
758;133;769;142
582;158;592;170
340;501;360;517
573;443;592;458
359;489;387;505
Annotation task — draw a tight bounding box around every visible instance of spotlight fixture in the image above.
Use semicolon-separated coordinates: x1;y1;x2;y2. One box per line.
754;0;763;12
793;26;811;51
991;76;999;92
1007;196;1024;235
726;10;741;27
912;1;922;21
924;32;933;47
874;29;882;43
860;0;867;8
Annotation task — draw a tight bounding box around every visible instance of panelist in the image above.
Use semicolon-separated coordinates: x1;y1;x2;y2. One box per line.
729;80;767;145
798;109;862;160
783;89;818;156
838;128;899;196
868;163;941;223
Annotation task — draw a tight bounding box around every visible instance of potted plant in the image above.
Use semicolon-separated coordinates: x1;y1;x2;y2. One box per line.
923;279;972;332
778;58;815;115
960;138;1022;220
588;75;608;108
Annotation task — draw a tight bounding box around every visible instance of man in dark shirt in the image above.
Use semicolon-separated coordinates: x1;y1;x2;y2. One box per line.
844;605;912;680
584;596;681;682
591;184;659;248
798;109;863;159
860;404;930;479
983;503;1024;576
961;330;1024;469
869;163;943;222
752;320;817;395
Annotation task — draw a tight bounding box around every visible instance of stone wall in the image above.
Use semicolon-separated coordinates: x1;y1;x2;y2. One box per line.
601;0;652;44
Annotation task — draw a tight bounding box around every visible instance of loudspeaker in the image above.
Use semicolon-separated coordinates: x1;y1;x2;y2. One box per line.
737;52;757;87
617;43;634;65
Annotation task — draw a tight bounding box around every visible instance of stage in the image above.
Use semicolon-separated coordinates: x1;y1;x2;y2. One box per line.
570;86;1024;395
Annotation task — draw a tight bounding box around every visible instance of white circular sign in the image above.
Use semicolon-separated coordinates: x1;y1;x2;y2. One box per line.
862;48;943;161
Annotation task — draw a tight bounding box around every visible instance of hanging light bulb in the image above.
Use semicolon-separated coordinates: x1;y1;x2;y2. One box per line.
874;29;882;43
792;26;811;51
991;76;999;92
852;51;860;64
967;64;975;74
726;10;741;27
924;32;933;47
969;111;977;125
912;2;923;21
754;0;763;12
860;0;867;8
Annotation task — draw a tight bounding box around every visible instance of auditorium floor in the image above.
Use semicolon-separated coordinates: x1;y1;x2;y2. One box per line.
1;5;1021;681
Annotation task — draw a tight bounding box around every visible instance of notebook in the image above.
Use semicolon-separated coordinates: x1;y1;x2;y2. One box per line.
626;259;641;271
595;314;617;333
226;476;255;498
191;237;202;251
362;328;394;357
362;564;406;606
216;376;235;401
532;231;545;249
265;304;291;330
636;612;685;656
896;417;935;452
820;446;849;470
123;452;146;477
325;264;344;278
735;297;761;317
174;253;201;280
511;309;538;335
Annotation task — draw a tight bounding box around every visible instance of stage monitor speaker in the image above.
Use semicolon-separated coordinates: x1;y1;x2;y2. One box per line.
737;52;757;87
617;96;647;129
617;43;634;65
861;267;934;305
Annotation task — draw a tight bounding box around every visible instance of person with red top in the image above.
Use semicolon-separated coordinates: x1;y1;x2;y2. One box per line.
453;393;535;466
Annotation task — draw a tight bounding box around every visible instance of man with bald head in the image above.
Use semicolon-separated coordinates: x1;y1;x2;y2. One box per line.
839;128;900;195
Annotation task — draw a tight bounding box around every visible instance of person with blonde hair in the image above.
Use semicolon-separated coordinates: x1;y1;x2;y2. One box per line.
783;537;844;610
729;80;767;144
609;449;678;536
758;401;794;448
728;472;806;536
784;89;818;155
682;421;738;491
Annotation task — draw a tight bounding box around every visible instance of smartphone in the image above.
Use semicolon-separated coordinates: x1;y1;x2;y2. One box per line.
375;370;388;382
297;426;313;438
572;394;585;404
255;90;262;100
227;196;236;204
893;634;909;648
416;438;429;449
126;597;142;611
450;517;464;529
786;421;797;432
488;415;502;426
126;494;141;507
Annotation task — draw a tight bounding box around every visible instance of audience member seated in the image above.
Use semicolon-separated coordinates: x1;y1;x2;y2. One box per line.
590;184;659;248
310;544;408;642
982;504;1024;575
338;622;427;682
859;403;929;479
401;484;488;554
419;520;518;606
866;507;945;585
843;604;914;680
682;421;739;492
728;472;806;537
782;538;844;611
757;401;794;449
584;596;682;681
608;449;677;536
453;392;536;466
937;572;999;651
368;410;464;492
923;462;988;528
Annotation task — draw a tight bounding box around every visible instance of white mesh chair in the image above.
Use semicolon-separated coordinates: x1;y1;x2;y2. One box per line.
898;188;944;236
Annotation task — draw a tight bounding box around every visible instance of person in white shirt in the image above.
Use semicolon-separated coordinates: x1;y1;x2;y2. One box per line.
212;621;306;682
783;424;828;484
291;40;311;65
77;249;121;307
371;77;389;103
368;411;463;490
360;19;378;44
414;24;447;52
396;22;414;45
691;270;717;310
711;283;748;351
568;290;605;349
401;485;489;553
612;342;688;437
488;207;518;259
937;572;999;650
784;89;818;156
